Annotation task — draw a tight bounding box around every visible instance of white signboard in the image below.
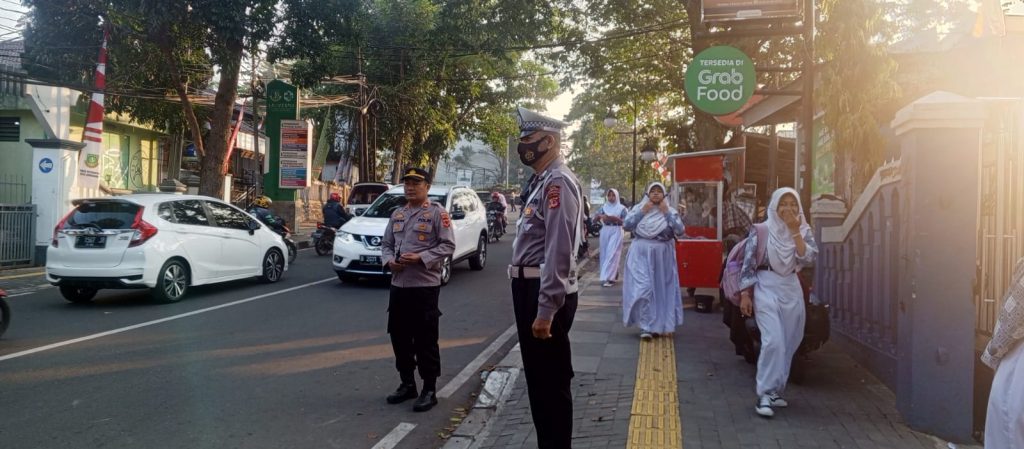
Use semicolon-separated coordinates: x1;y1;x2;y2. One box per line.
701;0;801;23
279;119;312;189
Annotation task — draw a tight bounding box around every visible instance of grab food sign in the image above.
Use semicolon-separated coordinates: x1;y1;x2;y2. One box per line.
685;46;756;116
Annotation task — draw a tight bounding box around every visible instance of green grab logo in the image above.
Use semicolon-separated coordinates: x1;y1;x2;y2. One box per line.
684;46;756;116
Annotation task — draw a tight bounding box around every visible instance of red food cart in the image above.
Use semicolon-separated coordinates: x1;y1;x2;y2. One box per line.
667;147;745;288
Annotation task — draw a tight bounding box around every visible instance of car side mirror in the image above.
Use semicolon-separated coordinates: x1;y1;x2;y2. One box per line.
451;210;466;220
248;220;260;235
354;209;365;216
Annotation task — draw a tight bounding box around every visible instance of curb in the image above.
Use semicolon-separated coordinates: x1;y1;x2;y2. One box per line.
441;253;598;449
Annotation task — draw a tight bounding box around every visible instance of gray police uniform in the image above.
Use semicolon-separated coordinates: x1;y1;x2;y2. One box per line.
509;156;584;448
382;201;456;384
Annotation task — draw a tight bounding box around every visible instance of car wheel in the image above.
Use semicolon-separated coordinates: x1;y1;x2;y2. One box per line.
59;286;98;304
260;249;285;283
337;272;359;283
440;255;453;286
469;234;487;271
152;259;189;303
315;237;332;256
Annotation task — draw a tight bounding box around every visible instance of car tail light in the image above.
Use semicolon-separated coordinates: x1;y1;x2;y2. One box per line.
51;210;74;247
129;208;158;247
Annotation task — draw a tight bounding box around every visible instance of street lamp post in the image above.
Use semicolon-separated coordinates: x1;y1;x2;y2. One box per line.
604;105;639;204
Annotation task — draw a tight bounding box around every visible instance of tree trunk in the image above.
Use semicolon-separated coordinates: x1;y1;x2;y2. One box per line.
158;37;205;160
685;0;724;151
198;40;244;199
391;139;406;185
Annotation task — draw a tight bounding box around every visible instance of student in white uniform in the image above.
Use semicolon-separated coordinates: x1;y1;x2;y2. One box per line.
622;182;686;339
982;258;1024;449
594;188;627;287
737;187;818;418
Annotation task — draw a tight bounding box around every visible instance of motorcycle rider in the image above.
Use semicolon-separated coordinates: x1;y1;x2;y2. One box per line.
249;195;287;234
488;191;508;232
322;192;353;229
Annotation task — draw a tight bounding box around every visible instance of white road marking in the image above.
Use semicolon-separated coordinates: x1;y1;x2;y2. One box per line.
370;422;417;449
437;324;516;399
0;278;336;363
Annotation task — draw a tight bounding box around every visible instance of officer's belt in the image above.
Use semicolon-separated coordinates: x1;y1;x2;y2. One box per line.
508;265;542;279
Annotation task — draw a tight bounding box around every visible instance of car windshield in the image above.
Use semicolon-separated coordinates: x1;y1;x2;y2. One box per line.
361;193;447;218
349;185;388;205
65;202;140;230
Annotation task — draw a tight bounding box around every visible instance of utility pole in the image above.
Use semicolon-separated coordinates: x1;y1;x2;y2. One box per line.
800;0;816;210
357;48;369;183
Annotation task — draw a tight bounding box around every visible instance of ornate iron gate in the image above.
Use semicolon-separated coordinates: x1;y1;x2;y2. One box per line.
974;100;1024;437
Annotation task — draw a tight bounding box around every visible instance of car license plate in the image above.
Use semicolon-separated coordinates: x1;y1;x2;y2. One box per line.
75;235;107;249
360;255;382;265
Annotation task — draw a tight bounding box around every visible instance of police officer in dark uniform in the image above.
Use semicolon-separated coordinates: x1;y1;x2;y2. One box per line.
509;107;584;448
382;167;456;412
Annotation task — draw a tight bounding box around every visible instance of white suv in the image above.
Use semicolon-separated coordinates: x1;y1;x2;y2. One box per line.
332;185;488;284
46;194;289;303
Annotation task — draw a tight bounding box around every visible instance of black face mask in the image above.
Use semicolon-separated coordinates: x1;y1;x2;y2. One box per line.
517;136;548;166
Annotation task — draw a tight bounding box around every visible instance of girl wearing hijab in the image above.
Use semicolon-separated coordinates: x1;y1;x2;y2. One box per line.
622;182;686;340
982;257;1024;449
737;187;817;418
595;189;627;287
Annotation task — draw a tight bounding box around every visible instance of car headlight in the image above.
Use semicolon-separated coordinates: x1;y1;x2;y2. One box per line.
338;232;355;244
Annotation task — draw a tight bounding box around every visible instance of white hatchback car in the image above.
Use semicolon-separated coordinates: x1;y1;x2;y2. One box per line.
46;194;289;303
333;185;488;284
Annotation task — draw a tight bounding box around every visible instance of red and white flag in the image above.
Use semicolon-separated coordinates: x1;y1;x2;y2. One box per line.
77;29;108;189
650;153;671;183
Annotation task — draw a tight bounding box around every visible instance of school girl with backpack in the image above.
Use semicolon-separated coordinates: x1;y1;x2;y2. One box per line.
722;187;818;418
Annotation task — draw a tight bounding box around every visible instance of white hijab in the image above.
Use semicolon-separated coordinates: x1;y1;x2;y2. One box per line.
766;187;812;274
600;188;626;217
633;182;673;239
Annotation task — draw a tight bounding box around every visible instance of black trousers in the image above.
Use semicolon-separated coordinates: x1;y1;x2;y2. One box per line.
511;278;578;449
388;286;442;382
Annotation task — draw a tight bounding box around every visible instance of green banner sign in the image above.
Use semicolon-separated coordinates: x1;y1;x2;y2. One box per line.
685;46;756;116
263;80;299;201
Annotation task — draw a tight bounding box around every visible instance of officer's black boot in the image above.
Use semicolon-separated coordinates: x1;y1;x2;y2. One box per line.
412;378;438;412
387;373;418;404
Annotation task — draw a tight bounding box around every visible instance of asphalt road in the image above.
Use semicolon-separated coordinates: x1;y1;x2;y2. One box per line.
0;239;519;449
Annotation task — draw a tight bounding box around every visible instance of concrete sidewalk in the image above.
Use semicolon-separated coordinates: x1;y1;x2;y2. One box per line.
442;239;978;449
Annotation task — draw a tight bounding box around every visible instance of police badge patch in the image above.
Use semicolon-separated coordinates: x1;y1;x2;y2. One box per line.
546;185;560;209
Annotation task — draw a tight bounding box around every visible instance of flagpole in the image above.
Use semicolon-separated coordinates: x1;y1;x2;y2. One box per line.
77;26;109;191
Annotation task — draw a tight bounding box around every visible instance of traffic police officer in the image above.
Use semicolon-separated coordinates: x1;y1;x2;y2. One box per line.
382;167;456;412
509;107;584;448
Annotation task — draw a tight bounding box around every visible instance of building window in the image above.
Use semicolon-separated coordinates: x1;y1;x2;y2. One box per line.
0;117;20;142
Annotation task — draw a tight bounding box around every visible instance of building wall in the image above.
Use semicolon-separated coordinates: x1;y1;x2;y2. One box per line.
0;109;50;203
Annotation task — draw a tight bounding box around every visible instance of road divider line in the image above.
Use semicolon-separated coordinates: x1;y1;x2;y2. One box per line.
438;325;516;399
0;278;336;363
371;422;417;449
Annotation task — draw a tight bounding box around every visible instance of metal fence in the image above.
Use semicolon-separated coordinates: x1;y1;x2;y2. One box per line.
0;173;29;204
0;203;36;268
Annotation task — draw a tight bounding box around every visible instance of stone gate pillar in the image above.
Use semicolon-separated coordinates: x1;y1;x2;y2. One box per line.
890;91;986;442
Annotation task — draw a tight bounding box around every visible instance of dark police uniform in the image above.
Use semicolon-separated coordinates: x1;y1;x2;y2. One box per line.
510;108;585;448
381;168;455;411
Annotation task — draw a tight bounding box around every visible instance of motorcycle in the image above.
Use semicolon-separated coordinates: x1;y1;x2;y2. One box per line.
486;208;505;242
0;288;10;338
587;217;602;237
276;223;298;264
310;223;336;256
724;272;829;384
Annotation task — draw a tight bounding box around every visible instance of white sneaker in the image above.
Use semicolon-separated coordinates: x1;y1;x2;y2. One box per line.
602;281;613;288
755;395;774;417
640;332;653;341
767;393;788;408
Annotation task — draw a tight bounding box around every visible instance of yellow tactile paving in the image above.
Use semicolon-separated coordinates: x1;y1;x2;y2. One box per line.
627;336;683;449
